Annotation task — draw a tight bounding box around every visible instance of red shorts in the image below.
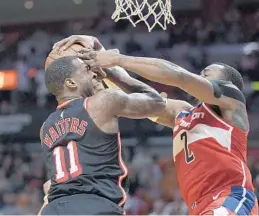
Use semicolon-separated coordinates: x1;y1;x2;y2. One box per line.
189;186;258;215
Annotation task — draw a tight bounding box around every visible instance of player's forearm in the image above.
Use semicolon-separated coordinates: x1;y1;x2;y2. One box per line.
117;55;185;86
104;66;158;95
104;66;167;123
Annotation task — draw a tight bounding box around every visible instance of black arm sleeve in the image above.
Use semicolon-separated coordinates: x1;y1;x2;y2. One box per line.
210;80;246;104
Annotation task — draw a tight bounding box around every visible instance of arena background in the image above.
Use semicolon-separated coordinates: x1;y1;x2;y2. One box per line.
0;0;259;214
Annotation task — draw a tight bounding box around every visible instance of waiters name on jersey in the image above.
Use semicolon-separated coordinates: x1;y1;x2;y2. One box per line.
180;112;205;128
44;118;88;147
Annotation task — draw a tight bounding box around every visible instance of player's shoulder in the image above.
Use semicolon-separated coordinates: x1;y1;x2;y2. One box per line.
43;109;62;127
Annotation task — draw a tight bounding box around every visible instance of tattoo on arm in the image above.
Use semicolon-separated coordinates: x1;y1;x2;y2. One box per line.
103;89;165;119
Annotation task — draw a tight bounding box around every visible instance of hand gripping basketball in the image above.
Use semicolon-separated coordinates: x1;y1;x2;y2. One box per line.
53;35;104;52
77;49;120;69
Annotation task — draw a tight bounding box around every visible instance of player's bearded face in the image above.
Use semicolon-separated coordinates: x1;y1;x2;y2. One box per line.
188;64;225;105
92;68;106;93
71;59;105;96
71;65;95;97
80;70;105;96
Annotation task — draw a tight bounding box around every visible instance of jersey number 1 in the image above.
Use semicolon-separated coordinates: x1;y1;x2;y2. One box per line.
181;132;195;164
53;141;82;183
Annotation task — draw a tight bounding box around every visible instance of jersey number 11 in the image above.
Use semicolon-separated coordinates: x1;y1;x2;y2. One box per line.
53;141;82;183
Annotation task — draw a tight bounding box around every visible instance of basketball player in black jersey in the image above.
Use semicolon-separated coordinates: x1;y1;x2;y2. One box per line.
40;56;165;215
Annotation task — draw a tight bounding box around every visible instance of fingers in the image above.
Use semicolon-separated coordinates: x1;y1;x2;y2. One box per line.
53;36;81;52
52;38;71;51
62;38;78;51
53;35;103;53
83;59;97;68
78;47;92;54
52;38;76;52
110;49;120;54
77;53;92;60
93;68;107;79
93;38;105;51
77;49;97;60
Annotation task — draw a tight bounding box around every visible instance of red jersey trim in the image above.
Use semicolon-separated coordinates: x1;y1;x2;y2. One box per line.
117;133;128;206
83;97;89;112
202;103;248;135
57;97;82;109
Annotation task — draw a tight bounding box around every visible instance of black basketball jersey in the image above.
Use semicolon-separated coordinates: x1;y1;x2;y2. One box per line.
41;98;129;206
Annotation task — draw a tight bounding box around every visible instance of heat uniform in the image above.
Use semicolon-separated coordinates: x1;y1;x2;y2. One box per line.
40;98;128;215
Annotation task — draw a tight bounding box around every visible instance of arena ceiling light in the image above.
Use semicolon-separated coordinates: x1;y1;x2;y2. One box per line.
24;0;34;9
73;0;83;5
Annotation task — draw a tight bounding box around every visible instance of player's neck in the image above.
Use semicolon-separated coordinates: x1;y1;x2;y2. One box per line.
57;94;82;105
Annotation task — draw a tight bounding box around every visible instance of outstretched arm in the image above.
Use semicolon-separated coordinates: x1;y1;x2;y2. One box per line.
81;50;248;130
116;56;245;110
113;56;250;131
81;50;244;111
100;86;166;119
103;66;192;127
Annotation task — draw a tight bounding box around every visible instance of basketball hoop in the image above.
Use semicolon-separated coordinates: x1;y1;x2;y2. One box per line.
112;0;176;32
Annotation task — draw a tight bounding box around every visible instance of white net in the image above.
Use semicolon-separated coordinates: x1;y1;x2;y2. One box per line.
112;0;176;32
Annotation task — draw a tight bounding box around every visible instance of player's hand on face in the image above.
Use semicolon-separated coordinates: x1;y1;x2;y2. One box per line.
53;35;104;52
92;67;107;80
77;49;120;69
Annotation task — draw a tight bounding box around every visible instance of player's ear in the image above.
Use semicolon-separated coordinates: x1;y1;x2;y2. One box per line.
65;78;77;89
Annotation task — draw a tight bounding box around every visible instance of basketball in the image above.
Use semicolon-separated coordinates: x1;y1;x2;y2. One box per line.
45;43;85;70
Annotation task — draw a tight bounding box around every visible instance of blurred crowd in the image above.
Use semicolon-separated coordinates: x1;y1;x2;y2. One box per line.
0;2;259;215
0;5;259;112
0;144;44;214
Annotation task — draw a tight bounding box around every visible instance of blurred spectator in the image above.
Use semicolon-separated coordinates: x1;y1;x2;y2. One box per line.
124;33;143;54
35;66;48;107
15;56;30;104
240;43;259;111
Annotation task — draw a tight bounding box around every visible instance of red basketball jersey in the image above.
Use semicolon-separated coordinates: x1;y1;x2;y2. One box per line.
173;102;254;208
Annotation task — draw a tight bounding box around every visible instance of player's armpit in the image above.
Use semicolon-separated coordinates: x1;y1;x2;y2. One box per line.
37;180;51;215
102;88;166;119
151;99;192;128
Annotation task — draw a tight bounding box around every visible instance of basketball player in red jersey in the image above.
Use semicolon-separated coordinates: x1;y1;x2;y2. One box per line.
68;46;258;215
